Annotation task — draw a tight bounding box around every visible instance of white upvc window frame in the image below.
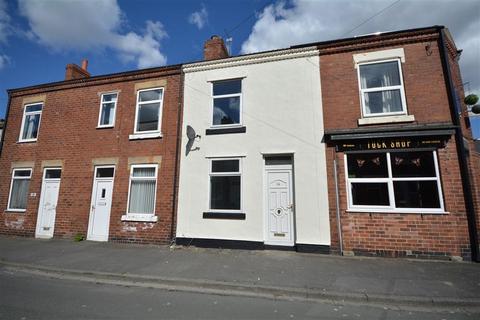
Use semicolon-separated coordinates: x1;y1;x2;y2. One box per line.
123;164;158;222
97;92;119;128
19;102;43;142
356;58;408;118
345;150;445;214
7;168;33;212
133;87;164;136
208;157;243;213
211;79;243;128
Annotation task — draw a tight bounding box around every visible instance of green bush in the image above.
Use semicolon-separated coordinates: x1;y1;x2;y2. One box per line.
464;94;479;106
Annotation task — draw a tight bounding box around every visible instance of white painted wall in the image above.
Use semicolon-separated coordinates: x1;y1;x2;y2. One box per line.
177;49;330;246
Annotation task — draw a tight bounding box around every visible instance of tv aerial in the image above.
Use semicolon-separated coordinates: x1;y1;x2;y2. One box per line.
186;125;201;156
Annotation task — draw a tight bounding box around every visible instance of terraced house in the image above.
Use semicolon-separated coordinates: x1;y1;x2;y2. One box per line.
0;61;182;243
0;26;478;261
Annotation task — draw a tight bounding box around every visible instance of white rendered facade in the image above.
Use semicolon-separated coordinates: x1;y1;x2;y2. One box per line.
176;47;331;248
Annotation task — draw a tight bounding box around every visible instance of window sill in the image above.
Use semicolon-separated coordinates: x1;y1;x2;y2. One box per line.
346;209;448;215
203;212;246;220
358;115;415;126
96;125;114;130
121;214;158;222
17;140;37;144
4;209;26;213
129;132;163;140
206;126;246;135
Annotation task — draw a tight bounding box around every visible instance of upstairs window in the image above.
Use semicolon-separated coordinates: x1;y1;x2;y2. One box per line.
212;79;242;127
98;93;118;128
346;151;444;213
134;88;164;134
8;168;32;211
209;159;241;211
358;59;407;117
20;103;43;142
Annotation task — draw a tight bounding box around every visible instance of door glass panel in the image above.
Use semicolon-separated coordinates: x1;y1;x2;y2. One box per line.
96;167;114;178
45;169;61;179
101;188;106;198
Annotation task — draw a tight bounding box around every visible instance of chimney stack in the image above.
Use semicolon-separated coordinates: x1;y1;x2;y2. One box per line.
203;35;229;61
81;59;88;71
65;59;90;81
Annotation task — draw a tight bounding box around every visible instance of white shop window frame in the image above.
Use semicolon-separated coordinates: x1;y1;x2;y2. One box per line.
123;164;159;222
211;79;243;128
97;92;119;128
132;87;164;137
345;151;445;214
356;58;408;118
19;102;43;142
7;168;32;212
207;157;243;213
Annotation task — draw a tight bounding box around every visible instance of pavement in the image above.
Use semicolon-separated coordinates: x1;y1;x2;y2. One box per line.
0;236;479;313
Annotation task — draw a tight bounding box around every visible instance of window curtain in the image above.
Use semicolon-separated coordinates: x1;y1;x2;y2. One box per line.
10;179;30;209
129;167;156;214
128;180;155;213
23;114;39;140
361;63;401;114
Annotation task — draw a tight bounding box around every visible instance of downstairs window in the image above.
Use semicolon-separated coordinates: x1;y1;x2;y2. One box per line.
346;150;444;213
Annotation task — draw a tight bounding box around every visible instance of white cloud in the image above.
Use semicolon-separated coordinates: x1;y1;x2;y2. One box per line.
0;0;10;43
0;53;8;69
18;0;168;68
241;0;480;95
0;0;10;70
189;4;208;30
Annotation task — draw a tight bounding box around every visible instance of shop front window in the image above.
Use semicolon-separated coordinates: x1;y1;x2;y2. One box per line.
346;150;444;213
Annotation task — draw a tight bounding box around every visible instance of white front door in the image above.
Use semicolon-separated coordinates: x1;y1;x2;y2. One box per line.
87;166;115;241
264;162;294;246
35;168;62;239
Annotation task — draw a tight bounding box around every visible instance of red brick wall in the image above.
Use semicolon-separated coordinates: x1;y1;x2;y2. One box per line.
321;35;472;259
0;69;182;244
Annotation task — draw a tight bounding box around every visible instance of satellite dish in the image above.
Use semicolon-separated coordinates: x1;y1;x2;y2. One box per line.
186;125;197;140
186;125;200;156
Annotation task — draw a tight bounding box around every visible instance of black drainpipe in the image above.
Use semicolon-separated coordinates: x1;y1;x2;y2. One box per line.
438;27;479;262
0;92;11;157
169;70;185;243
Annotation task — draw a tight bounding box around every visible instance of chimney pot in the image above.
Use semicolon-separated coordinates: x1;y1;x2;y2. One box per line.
81;59;88;71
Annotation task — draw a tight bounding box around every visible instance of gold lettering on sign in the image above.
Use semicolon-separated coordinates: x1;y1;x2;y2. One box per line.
367;140;412;150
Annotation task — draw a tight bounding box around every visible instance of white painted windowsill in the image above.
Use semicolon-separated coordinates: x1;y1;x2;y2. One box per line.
358;114;415;126
346;209;449;215
129;132;163;140
121;214;158;222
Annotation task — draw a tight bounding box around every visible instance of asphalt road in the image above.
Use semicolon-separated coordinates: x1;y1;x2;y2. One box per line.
0;268;477;320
